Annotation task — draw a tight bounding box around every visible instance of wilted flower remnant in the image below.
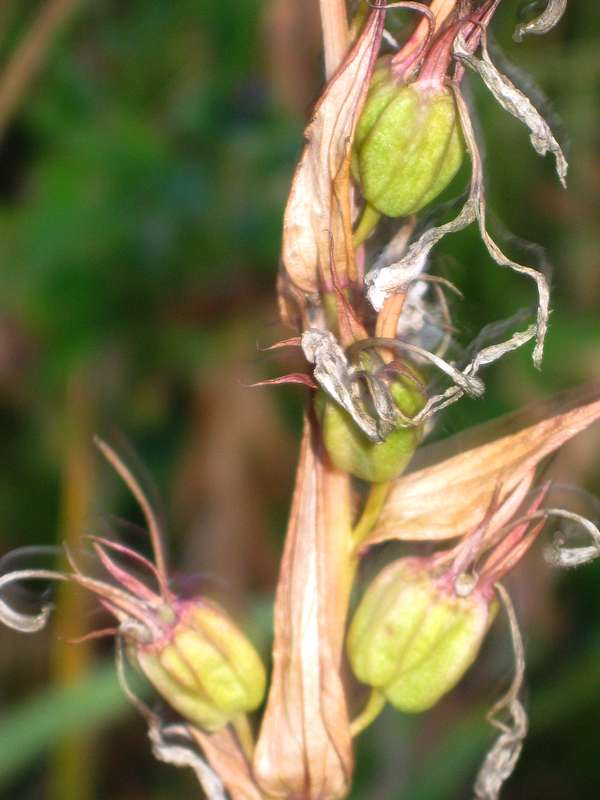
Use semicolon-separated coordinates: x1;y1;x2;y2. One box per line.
2;2;599;799
0;440;266;795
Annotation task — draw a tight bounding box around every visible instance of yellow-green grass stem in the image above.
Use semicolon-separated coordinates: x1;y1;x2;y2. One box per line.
350;689;386;737
352;481;391;547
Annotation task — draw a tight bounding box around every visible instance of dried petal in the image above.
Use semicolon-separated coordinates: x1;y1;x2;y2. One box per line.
254;418;354;799
365;384;600;545
542;509;600;567
474;585;527;800
302;328;381;441
0;568;66;633
454;31;567;187
513;0;568;42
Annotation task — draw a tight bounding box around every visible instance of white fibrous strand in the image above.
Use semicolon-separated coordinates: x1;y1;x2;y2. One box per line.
454;31;568;187
513;0;568;42
474;584;527;800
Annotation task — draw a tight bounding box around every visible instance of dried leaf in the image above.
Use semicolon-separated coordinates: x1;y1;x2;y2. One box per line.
254;417;354;799
454;31;567;187
513;0;568;42
364;383;600;545
279;3;385;306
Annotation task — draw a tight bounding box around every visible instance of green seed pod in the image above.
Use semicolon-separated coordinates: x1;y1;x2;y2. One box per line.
133;600;266;732
316;374;425;483
347;560;496;713
353;62;464;218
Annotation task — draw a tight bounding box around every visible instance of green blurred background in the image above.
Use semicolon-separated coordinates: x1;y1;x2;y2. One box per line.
0;1;598;798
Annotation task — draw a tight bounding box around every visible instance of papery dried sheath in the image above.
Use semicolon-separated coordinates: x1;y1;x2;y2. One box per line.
278;2;385;321
254;418;354;798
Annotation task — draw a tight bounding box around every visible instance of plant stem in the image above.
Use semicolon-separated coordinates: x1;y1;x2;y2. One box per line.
232;713;255;763
350;689;386;737
352;203;381;248
352;481;391;546
319;0;350;79
49;370;96;800
0;0;82;138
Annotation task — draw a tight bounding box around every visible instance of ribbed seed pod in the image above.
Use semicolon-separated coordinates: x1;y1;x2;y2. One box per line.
133;599;266;732
347;560;496;713
353;61;463;218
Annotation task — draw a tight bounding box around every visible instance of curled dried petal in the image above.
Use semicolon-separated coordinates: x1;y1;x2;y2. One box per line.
543;509;600;567
474;584;527;800
454;31;567;187
148;723;227;800
0;568;66;633
514;0;568;42
302;329;382;441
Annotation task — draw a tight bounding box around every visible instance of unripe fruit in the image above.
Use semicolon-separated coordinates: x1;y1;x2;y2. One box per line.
347;560;496;713
353;61;464;218
133;600;266;732
316;374;425;483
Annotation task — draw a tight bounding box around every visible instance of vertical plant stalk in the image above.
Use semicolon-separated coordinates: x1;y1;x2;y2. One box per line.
49;370;96;800
0;0;81;138
319;0;350;79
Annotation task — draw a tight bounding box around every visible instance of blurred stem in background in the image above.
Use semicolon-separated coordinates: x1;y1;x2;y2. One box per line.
49;369;96;800
0;0;82;138
318;0;349;78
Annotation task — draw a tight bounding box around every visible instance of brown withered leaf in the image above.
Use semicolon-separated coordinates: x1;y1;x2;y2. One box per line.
254;416;354;799
279;3;384;312
364;383;600;546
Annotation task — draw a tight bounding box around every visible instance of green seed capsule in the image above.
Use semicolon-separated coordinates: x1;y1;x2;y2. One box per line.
347;560;496;713
353;63;464;219
134;600;266;732
316;375;425;483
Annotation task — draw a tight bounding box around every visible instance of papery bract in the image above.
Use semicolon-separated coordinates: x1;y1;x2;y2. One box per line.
278;2;385;326
365;384;600;546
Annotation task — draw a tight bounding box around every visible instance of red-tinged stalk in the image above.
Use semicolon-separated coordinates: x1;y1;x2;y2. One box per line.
93;437;173;603
390;0;457;79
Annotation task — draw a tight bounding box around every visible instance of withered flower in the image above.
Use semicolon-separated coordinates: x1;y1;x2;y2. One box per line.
0;439;266;737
